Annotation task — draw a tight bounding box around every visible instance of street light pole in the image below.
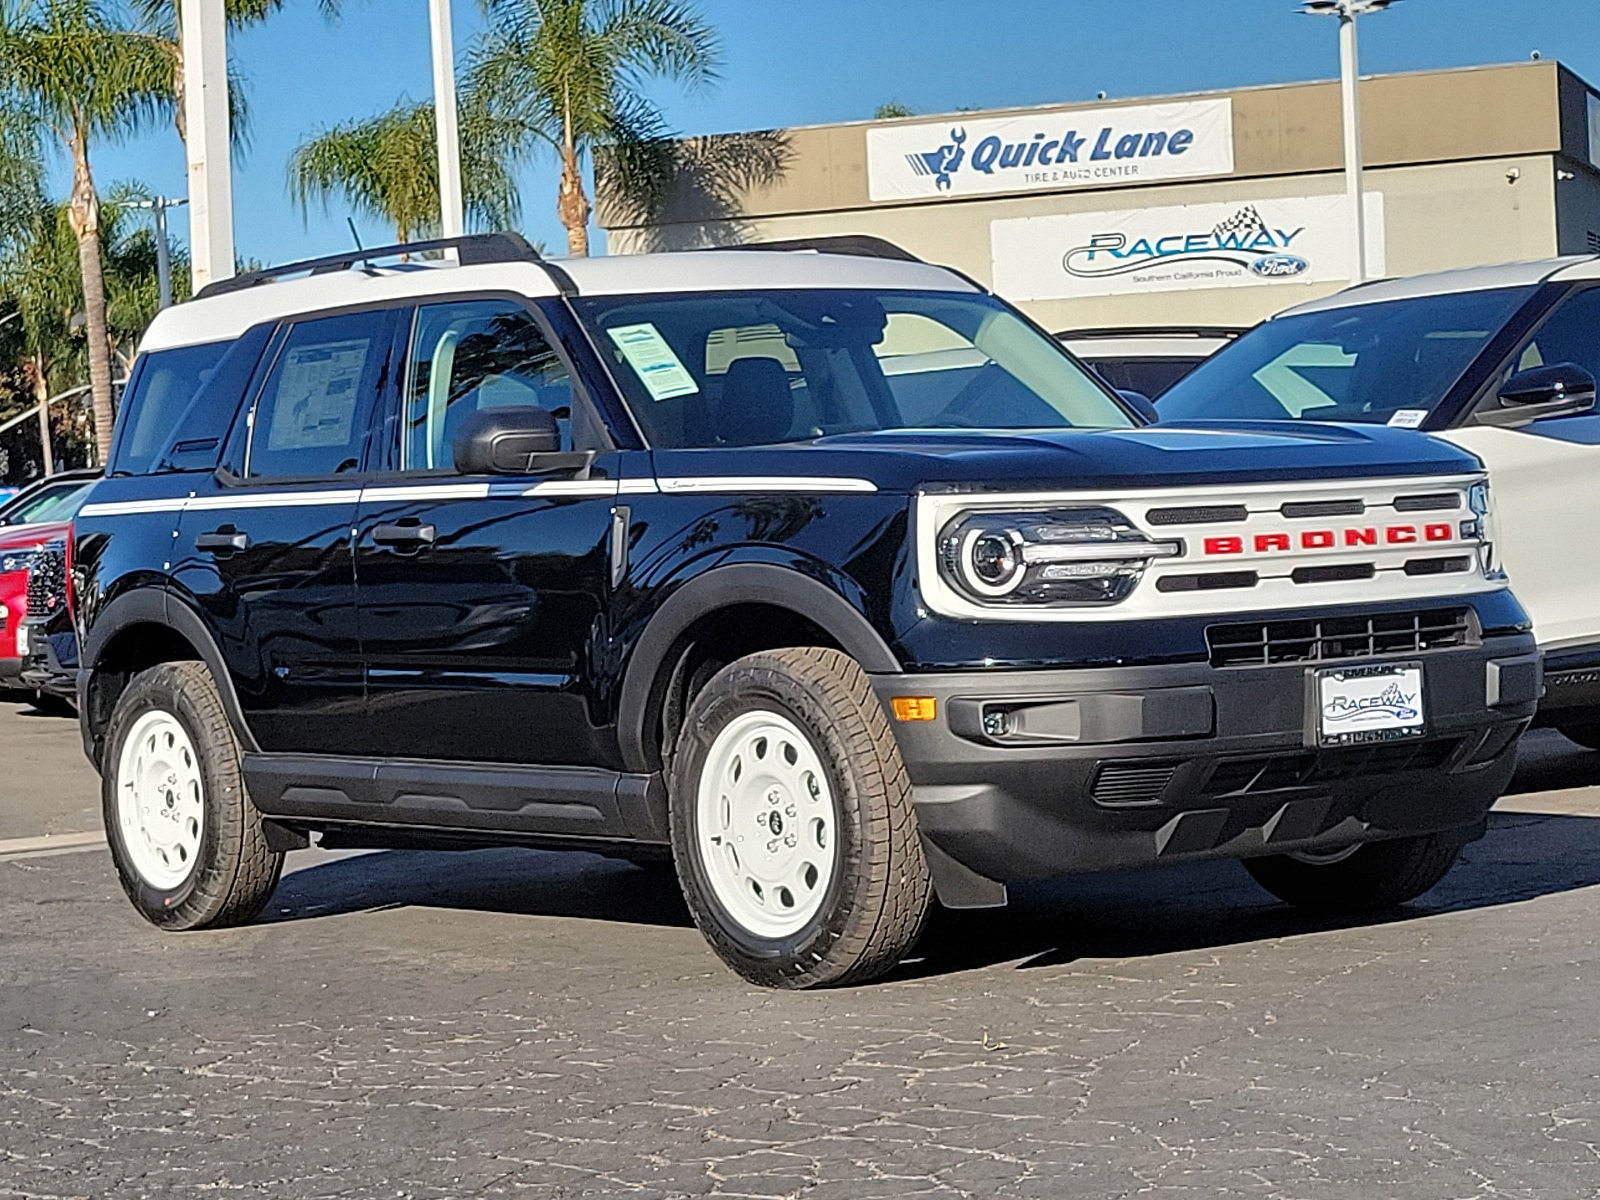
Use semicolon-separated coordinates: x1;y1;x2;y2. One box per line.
118;197;189;308
1302;0;1395;284
429;0;467;240
180;0;235;289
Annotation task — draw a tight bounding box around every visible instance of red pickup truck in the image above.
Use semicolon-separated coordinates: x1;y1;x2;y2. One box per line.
0;471;98;692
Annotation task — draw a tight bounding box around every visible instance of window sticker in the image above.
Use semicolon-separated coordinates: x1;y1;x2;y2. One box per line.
607;323;700;401
267;338;370;450
1387;409;1428;429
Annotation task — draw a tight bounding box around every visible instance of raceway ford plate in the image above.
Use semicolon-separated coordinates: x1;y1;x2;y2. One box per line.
1316;663;1425;746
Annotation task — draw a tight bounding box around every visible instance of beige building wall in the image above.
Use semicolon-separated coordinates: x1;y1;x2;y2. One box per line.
601;62;1600;329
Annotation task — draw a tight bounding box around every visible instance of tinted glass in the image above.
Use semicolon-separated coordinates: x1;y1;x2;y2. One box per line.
1083;356;1206;399
247;311;389;479
115;340;231;475
1158;287;1535;424
403;300;572;471
574;289;1131;448
1495;287;1600;392
0;480;92;526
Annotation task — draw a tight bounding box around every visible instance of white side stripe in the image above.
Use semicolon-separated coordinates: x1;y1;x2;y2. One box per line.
656;476;878;494
76;475;877;518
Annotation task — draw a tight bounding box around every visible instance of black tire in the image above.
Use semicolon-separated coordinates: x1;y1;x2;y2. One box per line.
102;661;283;930
669;647;933;989
1243;833;1463;913
27;690;75;718
1556;721;1600;752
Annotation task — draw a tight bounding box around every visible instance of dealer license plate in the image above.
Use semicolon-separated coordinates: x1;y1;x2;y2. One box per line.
1315;663;1425;746
14;625;28;655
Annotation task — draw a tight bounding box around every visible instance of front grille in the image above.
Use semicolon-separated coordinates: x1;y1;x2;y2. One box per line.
1091;762;1178;807
1202;738;1462;796
25;539;66;617
1146;504;1247;526
1281;499;1365;519
1206;608;1474;668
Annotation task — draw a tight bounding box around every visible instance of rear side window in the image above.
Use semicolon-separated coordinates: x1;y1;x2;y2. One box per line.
113;340;231;476
247;311;391;479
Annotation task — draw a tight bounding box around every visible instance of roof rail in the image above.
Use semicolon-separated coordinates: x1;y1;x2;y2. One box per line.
195;232;542;299
1056;326;1247;341
721;235;923;263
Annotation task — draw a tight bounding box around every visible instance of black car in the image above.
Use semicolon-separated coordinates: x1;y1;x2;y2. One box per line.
69;234;1538;988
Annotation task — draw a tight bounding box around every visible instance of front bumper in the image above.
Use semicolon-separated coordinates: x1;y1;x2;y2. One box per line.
19;627;77;698
874;631;1540;904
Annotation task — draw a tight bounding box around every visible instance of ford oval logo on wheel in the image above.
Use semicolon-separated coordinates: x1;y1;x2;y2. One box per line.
1251;253;1309;278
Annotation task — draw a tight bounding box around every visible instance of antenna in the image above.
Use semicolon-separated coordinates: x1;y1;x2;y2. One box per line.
346;217;370;269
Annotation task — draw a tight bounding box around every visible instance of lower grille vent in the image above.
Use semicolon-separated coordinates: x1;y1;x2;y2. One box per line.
1203;739;1461;796
1091;763;1178;807
1206;608;1474;668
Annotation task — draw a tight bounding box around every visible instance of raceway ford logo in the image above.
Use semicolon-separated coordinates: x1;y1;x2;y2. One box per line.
1324;681;1421;725
1064;205;1310;280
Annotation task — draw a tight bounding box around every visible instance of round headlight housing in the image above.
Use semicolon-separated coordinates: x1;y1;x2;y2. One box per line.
937;507;1178;607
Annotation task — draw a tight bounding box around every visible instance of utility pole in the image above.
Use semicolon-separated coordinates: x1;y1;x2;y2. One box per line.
120;197;188;308
180;0;235;289
1302;0;1395;284
429;0;467;240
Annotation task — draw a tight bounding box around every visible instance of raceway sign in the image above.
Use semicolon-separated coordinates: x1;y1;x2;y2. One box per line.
990;194;1387;300
866;99;1233;202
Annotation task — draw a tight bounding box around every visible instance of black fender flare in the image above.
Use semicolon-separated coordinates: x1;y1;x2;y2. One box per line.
615;563;902;773
80;587;260;756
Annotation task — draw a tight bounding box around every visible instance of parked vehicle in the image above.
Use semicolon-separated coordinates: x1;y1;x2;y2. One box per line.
73;234;1537;988
0;469;99;527
17;538;74;713
1057;327;1242;401
1158;258;1600;747
0;474;97;696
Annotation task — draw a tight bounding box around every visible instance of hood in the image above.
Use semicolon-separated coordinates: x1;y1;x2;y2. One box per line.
649;421;1482;494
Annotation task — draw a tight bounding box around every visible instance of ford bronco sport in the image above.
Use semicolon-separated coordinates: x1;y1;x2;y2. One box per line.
72;234;1539;988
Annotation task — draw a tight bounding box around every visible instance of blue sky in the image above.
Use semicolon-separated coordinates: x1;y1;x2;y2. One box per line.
62;0;1600;268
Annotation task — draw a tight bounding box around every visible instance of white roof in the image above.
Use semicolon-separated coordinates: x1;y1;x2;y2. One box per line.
1274;256;1595;318
140;249;973;354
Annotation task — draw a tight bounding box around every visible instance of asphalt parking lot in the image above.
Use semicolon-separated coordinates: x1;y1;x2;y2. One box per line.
3;701;1599;1199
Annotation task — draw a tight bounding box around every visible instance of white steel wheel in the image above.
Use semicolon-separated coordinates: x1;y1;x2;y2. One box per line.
694;708;839;939
114;709;206;891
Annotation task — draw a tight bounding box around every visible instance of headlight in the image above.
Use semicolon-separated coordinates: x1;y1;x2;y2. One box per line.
1466;479;1499;577
0;550;36;576
937;507;1179;606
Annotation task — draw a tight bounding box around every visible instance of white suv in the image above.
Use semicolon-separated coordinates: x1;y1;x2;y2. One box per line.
1158;258;1600;746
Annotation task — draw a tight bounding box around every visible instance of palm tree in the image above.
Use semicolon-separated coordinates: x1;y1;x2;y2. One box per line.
288;96;521;244
0;0;175;460
129;0;347;145
469;0;721;256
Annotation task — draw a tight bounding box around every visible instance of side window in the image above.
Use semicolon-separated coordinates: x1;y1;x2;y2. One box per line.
403;300;573;471
1502;288;1600;386
112;340;232;476
246;311;390;479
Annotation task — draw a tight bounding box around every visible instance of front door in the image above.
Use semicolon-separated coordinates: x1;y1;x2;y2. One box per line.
173;308;400;753
1442;285;1600;652
351;297;623;768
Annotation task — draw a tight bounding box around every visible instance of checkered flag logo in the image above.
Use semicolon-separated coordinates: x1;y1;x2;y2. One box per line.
1212;205;1269;242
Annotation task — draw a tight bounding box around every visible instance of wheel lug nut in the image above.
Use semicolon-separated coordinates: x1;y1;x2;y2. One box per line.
785;805;796;818
784;834;797;848
767;840;778;854
767;788;781;805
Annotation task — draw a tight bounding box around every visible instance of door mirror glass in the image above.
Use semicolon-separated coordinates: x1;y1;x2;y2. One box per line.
1486;362;1597;426
452;406;562;474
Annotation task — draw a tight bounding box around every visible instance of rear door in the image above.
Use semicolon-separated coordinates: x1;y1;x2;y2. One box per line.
173;308;402;753
349;296;626;768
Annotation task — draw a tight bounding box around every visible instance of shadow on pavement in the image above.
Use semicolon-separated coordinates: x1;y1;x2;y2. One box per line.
262;729;1600;980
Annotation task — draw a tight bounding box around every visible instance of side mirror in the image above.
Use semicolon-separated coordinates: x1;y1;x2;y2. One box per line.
1484;362;1597;427
1117;388;1159;423
452;406;561;474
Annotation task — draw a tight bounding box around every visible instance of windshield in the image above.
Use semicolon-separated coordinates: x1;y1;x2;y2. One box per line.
574;289;1133;448
0;480;92;526
1158;286;1536;425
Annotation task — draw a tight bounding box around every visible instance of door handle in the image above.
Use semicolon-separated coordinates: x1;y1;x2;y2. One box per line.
371;523;437;548
195;530;250;554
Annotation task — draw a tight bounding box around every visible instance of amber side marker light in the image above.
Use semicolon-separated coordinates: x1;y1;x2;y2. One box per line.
891;697;938;722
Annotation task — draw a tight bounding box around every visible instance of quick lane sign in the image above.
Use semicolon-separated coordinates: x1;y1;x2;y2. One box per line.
991;194;1387;300
866;99;1233;203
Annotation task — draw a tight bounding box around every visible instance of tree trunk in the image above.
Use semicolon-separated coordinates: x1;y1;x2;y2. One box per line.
29;354;53;477
558;142;590;257
66;137;115;463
